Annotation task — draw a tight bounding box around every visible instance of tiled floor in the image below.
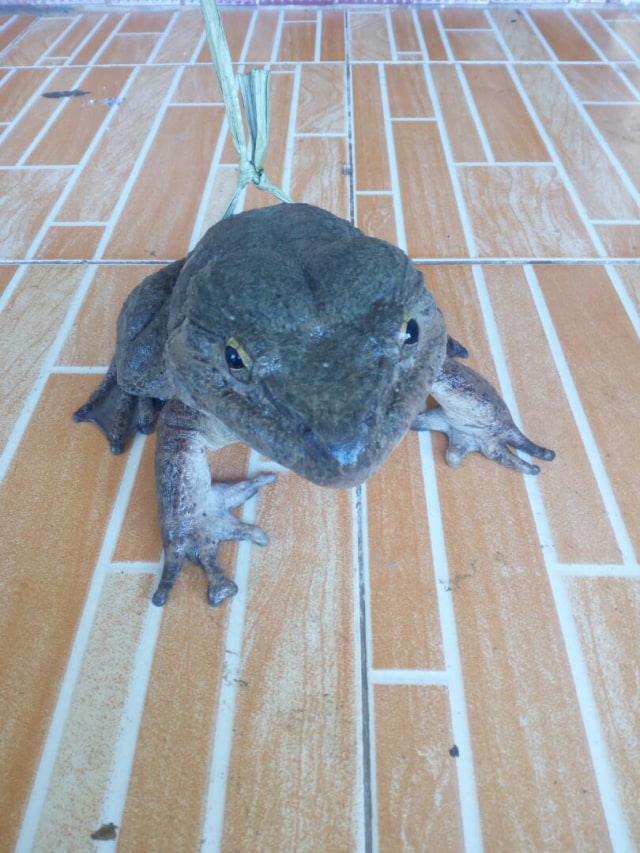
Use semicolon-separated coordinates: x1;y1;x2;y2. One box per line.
0;4;639;851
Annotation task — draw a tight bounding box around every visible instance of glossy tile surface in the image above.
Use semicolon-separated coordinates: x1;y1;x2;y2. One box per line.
1;6;638;851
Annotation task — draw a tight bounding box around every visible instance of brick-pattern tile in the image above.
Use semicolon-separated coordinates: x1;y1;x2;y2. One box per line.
2;8;639;852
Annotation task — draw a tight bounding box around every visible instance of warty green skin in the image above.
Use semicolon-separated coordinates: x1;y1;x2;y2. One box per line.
74;203;554;605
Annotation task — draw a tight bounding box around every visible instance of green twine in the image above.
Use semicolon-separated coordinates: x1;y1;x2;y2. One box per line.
199;0;294;219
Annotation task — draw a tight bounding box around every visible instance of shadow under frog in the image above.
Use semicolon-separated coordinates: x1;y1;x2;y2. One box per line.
74;203;554;606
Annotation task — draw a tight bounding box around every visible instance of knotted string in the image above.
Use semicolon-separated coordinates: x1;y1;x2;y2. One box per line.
199;0;294;219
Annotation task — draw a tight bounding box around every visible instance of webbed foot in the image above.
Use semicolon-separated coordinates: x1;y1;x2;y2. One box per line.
412;358;555;475
73;361;162;454
153;473;277;606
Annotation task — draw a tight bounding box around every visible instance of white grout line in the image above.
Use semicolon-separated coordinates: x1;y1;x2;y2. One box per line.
474;266;634;852
454;63;495;163
433;10;455;63
356;479;379;853
417;431;484;853
15;432;149;853
378;63;406;252
269;9;285;67
314;8;322;64
385;7;398;63
350;484;369;853
524;265;637;567
603;264;640;339
281;63;301;198
199;449;266;853
556;562;640;577
371;669;449;686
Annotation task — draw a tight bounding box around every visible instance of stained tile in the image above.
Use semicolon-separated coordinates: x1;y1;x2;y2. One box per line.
1;16;72;65
0;265;16;298
416;9;447;61
172;64;221;103
120;11;173;34
536;264;640;557
291;135;349;219
0;264;84;448
118;565;231;851
33;574;152;850
151;9;203;64
560;64;638;103
517;64;640;221
105;105;225;259
0;167;71;259
44;13;103;60
440;8;489;29
385;63;432;119
596;224;640;258
34;224;104;260
459;165;596;258
375;686;463;850
390;8;421;53
482;264;620;564
0;68;51;123
244;8;279;63
367;432;444;670
94;33;159;66
320;9;345;62
70;14;121;65
567;11;634;62
431;65;486;163
587;104;640;191
352;64;391;192
58;65;178;223
58;264;155;366
2;8;640;851
277;21;315;63
0;15;35;54
222;475;359;851
27;67;133;167
0;374;126;850
616;264;640;315
529;10;601;61
428;273;611;850
297;64;345;134
350;11;392;62
566;576;640;845
463;65;549;163
0;68;81;166
395;121;468;258
355;193;397;245
489;8;552;61
446;31;506;62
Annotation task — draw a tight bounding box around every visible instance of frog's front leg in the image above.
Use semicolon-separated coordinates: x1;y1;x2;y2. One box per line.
152;400;276;606
412;357;555;475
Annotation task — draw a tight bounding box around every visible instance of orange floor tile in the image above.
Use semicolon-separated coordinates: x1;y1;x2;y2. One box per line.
1;5;639;851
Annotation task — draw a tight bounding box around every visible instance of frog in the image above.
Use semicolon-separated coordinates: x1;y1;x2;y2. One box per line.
74;203;554;606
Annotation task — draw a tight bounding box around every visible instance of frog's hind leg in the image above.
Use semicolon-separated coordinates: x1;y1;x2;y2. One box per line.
412;357;555;475
72;360;162;454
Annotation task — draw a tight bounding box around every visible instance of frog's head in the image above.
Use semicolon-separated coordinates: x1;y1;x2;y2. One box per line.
166;217;446;488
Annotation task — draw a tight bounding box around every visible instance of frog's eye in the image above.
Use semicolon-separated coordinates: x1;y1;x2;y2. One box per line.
402;317;420;346
224;337;252;377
